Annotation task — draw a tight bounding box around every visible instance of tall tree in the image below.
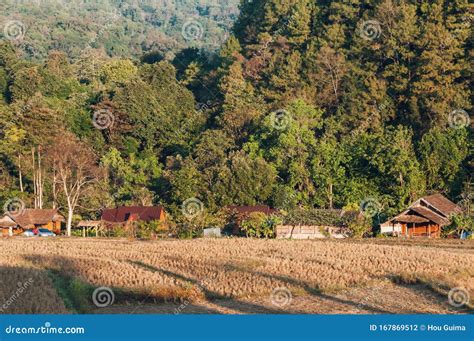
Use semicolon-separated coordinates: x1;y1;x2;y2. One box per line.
46;132;103;236
311;136;347;209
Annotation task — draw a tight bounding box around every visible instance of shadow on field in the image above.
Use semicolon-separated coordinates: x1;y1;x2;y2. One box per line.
22;254;219;314
21;254;292;314
128;260;303;314
0;265;68;314
19;254;470;315
222;263;393;314
390;275;474;314
223;262;473;314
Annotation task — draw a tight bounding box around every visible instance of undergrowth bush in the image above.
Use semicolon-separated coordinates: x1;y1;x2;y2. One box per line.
241;213;281;238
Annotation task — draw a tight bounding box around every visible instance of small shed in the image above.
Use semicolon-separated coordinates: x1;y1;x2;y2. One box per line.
76;220;102;237
203;227;222;238
0;215;19;236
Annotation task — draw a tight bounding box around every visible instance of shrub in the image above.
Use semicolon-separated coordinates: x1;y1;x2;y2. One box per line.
133;220;168;239
347;215;372;238
172;211;227;239
106;220;169;239
445;212;474;238
241;213;281;238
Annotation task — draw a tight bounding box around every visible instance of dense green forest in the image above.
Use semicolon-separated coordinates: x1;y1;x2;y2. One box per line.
0;0;239;59
0;0;472;234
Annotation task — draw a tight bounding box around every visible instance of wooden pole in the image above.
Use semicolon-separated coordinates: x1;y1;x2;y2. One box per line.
37;146;43;209
31;148;37;208
53;163;56;208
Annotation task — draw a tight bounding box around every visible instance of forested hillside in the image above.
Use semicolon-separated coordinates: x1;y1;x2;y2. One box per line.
0;0;472;233
0;0;239;59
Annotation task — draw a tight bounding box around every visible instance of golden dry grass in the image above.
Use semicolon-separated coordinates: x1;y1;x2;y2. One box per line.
0;237;472;314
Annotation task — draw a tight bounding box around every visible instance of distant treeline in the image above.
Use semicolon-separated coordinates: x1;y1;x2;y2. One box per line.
0;0;239;60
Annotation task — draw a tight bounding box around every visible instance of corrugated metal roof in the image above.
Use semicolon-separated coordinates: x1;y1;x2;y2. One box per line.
101;206;164;223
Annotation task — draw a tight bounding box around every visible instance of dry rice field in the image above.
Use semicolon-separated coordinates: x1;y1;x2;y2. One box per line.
0;237;472;314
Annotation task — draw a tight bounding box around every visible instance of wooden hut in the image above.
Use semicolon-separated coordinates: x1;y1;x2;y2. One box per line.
380;194;462;238
76;220;102;237
0;209;65;235
0;215;20;236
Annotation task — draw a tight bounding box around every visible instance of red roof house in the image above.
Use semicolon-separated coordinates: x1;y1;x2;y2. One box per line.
101;206;166;225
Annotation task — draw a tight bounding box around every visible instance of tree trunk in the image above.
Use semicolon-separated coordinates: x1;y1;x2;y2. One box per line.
66;207;73;237
18;153;23;192
52;167;57;209
399;172;404;187
38;146;43;209
328;182;333;209
32;148;37;208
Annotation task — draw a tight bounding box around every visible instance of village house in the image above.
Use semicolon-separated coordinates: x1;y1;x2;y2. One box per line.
380;194;462;238
275;209;361;239
0;209;65;236
101;205;167;227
